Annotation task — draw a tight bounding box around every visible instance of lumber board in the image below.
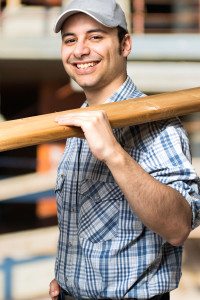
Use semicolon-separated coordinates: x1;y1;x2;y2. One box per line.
0;171;56;201
0;87;200;152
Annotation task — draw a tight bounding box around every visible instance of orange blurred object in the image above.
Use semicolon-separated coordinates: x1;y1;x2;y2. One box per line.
37;143;65;172
36;196;57;218
36;143;64;218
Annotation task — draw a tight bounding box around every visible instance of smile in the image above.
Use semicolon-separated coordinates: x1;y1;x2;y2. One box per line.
75;61;99;69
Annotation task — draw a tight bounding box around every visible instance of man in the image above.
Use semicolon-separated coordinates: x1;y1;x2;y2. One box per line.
49;0;200;299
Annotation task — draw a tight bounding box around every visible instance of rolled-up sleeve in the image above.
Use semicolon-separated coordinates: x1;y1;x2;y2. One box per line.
140;119;200;229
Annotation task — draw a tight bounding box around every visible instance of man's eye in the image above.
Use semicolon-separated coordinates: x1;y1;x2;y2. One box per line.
64;38;76;44
91;35;102;41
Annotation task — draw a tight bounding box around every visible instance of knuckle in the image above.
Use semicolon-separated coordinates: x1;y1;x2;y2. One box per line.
98;110;105;117
94;110;106;121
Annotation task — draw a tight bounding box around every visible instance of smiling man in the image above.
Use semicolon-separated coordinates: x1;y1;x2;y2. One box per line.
60;11;130;104
49;1;200;300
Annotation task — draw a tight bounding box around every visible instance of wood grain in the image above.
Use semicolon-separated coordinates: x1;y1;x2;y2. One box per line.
0;87;200;152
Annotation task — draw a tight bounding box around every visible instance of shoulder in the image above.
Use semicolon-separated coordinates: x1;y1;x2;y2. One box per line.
128;117;189;153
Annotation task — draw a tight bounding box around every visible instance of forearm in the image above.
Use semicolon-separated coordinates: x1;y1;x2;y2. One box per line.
105;144;192;246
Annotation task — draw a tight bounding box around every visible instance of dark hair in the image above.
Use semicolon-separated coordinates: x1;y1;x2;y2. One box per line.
117;26;129;55
117;26;128;44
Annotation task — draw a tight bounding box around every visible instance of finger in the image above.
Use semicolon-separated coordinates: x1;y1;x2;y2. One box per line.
49;279;60;299
49;289;59;297
55;117;85;127
55;110;107;122
49;290;59;300
55;111;109;127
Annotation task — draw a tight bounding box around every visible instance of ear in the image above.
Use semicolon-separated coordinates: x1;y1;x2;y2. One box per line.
121;34;132;58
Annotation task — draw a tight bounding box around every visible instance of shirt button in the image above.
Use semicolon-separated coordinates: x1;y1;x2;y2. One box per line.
94;196;101;203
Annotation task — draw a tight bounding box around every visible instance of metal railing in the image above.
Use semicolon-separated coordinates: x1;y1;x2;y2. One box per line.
132;0;200;33
0;255;54;300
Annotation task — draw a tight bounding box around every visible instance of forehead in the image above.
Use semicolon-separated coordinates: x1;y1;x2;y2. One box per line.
61;12;116;35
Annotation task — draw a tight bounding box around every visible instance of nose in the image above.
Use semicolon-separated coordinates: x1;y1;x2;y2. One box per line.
73;40;90;58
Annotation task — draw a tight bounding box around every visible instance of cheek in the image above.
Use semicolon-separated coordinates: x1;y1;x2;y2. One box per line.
61;47;71;62
109;49;122;65
61;49;66;63
107;41;121;60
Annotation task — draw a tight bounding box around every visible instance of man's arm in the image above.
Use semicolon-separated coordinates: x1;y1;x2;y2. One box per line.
55;110;192;245
105;144;192;246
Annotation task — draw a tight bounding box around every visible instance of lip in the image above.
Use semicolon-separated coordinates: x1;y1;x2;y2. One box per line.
71;60;101;75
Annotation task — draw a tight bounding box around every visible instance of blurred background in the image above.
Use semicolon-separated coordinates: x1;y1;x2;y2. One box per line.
0;0;200;299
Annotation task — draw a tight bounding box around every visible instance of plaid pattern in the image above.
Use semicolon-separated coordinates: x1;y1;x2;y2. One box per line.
55;76;200;299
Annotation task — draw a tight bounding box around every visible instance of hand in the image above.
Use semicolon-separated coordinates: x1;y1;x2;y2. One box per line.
49;278;60;300
55;110;121;162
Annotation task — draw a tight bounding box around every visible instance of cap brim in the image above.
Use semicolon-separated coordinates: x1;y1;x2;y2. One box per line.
54;9;118;33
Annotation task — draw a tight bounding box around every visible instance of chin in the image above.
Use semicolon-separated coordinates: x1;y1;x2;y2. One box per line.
75;79;99;89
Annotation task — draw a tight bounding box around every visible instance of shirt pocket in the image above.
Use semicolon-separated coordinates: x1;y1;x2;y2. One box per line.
78;179;122;243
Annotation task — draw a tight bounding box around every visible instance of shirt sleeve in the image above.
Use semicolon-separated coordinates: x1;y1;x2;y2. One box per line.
140;119;200;230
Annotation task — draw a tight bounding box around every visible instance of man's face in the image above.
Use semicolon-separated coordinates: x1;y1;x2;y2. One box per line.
61;13;131;94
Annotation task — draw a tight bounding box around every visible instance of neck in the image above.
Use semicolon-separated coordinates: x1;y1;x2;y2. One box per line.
84;73;127;106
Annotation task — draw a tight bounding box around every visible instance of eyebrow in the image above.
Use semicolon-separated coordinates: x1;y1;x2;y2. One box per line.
62;28;107;39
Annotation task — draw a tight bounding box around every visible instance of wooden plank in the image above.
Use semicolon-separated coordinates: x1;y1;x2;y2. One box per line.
184;120;200;133
0;171;56;201
0;226;58;258
0;87;200;152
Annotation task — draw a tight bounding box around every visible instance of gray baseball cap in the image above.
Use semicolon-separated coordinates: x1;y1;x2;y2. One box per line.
54;0;127;33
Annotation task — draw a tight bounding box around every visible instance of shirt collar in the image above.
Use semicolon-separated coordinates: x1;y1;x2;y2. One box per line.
82;76;138;107
105;76;137;104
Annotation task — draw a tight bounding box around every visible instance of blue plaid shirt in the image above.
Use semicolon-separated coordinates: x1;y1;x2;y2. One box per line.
55;76;200;299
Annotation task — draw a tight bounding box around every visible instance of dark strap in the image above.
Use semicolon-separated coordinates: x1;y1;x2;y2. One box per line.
151;293;170;300
60;288;170;300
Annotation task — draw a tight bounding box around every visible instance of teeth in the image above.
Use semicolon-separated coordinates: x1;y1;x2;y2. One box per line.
77;62;96;69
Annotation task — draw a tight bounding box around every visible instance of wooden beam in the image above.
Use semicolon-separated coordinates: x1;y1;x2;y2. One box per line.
0;171;56;201
0;226;58;259
0;87;200;152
